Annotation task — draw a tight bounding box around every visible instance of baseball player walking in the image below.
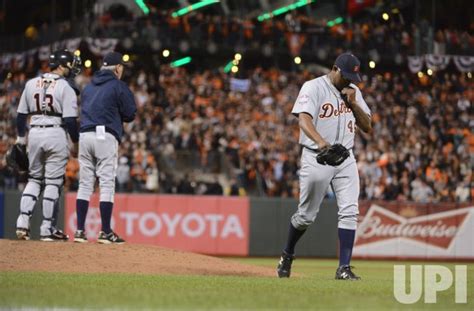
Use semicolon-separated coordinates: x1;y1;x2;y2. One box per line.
74;52;136;244
15;49;81;241
277;53;372;280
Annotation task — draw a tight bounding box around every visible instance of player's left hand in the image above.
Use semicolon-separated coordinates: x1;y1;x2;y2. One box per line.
6;143;29;171
341;87;356;107
316;143;350;166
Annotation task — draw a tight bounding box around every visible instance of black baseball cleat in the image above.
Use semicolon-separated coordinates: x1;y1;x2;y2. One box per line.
335;265;361;280
74;230;88;243
277;251;295;278
40;229;69;242
97;231;125;244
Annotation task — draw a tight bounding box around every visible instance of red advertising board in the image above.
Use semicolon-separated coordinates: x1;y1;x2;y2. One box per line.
65;193;249;256
353;201;474;260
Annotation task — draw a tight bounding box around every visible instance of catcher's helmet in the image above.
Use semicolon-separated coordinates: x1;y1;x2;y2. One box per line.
49;49;82;76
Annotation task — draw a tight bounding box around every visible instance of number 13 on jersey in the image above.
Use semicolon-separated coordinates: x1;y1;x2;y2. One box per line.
34;93;55;113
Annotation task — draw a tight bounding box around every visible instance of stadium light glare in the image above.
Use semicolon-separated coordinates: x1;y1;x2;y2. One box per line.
327;16;344;27
257;0;314;22
382;13;389;21
162;49;170;57
294;56;302;64
122;54;130;62
135;0;150;15
170;56;192;68
172;0;220;18
369;61;376;69
223;61;233;73
231;66;239;73
74;50;81;57
84;60;92;68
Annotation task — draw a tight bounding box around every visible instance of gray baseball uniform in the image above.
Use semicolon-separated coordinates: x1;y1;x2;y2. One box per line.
290;76;371;230
77;131;118;203
16;73;78;236
278;52;370;280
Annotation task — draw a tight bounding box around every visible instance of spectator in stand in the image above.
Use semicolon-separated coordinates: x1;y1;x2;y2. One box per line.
116;156;130;192
177;174;195;194
206;176;224;195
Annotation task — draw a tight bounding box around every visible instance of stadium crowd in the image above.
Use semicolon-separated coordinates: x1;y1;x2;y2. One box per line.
89;9;474;63
0;57;472;202
1;5;473;202
19;7;474;60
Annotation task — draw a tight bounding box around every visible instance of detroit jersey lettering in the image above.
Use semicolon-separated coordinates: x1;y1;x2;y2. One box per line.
291;75;371;150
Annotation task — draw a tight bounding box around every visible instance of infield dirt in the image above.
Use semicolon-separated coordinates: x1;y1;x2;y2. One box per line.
0;239;275;277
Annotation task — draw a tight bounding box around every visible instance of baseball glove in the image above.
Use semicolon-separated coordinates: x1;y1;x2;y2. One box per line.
6;144;29;172
316;144;350;166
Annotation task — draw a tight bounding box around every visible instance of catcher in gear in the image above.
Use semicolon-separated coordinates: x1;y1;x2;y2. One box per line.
277;52;372;280
14;49;81;241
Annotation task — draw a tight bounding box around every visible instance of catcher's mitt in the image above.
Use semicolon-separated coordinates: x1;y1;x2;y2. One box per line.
6;144;29;172
316;144;350;166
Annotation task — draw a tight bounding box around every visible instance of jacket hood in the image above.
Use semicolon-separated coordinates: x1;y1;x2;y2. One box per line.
92;70;117;85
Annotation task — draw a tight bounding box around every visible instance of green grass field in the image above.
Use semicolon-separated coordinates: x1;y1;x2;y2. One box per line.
0;258;472;310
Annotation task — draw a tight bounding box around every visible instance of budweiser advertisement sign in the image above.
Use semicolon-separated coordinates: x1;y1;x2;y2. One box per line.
353;202;474;259
64;193;249;256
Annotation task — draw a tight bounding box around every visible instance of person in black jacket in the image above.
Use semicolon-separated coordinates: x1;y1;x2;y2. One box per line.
74;52;137;244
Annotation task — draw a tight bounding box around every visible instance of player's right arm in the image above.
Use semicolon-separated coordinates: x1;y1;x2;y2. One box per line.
298;113;329;148
291;81;329;148
61;83;80;157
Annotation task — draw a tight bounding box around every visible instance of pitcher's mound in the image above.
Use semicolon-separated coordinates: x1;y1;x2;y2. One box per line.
0;240;275;277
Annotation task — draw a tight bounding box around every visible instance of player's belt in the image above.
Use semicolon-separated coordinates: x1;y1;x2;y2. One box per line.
302;146;321;153
30;124;64;128
30;111;63;117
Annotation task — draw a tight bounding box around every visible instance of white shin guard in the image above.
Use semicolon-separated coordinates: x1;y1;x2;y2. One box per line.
40;179;63;236
16;180;42;230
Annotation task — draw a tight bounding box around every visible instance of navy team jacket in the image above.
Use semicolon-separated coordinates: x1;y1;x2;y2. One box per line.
80;70;136;142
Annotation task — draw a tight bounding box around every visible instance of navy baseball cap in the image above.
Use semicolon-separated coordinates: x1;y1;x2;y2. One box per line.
335;53;361;83
103;52;126;66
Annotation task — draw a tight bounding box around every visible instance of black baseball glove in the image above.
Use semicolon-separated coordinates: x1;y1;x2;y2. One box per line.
6;144;29;172
316;144;350;166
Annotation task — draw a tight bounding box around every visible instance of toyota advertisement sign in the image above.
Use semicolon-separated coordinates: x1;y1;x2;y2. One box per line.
64;193;249;255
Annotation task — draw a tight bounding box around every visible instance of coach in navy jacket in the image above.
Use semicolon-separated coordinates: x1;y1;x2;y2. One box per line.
75;52;137;245
80;52;136;142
